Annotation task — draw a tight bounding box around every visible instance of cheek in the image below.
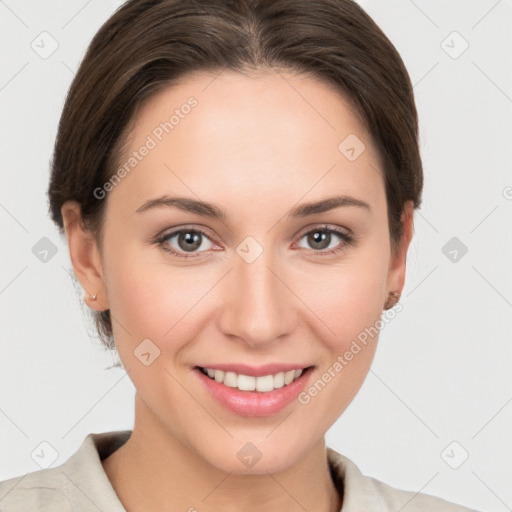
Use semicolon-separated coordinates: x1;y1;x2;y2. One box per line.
293;271;385;427
103;239;215;357
297;253;388;353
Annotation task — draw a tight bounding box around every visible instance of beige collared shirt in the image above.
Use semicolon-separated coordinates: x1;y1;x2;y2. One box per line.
0;430;479;511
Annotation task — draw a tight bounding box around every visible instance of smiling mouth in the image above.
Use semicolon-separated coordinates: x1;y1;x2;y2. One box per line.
196;366;313;393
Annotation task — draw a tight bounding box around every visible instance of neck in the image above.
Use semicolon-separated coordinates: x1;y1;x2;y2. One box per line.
102;395;342;512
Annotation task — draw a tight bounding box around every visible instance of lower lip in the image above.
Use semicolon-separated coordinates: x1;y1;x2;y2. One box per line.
194;367;313;417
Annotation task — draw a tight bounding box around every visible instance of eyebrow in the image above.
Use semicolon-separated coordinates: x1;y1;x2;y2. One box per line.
135;194;371;219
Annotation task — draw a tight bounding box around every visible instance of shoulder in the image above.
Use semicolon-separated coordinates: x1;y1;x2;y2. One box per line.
0;466;72;512
0;430;131;512
326;447;481;512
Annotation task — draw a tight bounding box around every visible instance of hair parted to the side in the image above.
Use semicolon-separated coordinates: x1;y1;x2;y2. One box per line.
47;0;423;354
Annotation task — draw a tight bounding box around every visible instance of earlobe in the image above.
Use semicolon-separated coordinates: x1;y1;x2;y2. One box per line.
61;201;109;312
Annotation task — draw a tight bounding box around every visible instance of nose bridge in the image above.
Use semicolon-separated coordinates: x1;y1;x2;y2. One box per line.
219;244;294;346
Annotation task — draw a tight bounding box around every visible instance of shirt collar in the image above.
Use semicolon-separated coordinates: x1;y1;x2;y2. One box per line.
62;430;384;511
61;430;131;511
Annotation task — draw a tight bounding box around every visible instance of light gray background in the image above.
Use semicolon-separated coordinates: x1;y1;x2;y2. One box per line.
1;1;511;510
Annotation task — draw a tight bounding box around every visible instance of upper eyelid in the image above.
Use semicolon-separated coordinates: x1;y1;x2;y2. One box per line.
295;223;351;238
157;222;213;237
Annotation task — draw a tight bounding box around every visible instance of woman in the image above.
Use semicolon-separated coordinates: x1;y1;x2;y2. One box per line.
0;0;481;510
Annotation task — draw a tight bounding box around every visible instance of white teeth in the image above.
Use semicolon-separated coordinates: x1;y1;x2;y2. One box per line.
284;370;295;385
223;371;238;387
201;367;306;392
237;374;256;391
256;375;274;392
274;372;285;389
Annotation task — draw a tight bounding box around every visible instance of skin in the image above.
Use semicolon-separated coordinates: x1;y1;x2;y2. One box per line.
62;68;414;512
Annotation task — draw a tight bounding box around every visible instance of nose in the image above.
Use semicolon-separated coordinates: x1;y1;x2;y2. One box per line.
217;247;297;349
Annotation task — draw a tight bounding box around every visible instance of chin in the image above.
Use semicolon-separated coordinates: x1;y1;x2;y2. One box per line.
193;432;316;476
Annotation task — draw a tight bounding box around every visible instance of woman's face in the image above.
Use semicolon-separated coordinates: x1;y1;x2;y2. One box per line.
76;69;411;473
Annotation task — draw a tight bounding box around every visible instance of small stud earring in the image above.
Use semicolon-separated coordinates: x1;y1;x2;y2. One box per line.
89;294;97;301
384;291;401;310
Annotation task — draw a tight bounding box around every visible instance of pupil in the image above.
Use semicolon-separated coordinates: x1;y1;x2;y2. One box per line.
309;231;330;250
179;232;201;251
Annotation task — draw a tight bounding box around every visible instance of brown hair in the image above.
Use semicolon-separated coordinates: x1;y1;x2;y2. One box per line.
48;0;423;352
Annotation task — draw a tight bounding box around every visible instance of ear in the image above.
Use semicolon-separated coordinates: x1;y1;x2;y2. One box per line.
385;200;415;303
61;200;109;312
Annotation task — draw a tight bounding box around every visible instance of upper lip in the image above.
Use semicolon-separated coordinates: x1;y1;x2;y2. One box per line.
195;363;313;377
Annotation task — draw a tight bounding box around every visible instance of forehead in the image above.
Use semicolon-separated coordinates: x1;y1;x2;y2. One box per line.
109;69;384;214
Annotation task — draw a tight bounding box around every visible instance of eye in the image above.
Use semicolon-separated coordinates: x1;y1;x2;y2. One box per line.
154;224;354;259
296;226;354;256
156;227;217;258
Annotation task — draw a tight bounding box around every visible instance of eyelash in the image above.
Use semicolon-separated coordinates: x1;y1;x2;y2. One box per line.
154;225;355;259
